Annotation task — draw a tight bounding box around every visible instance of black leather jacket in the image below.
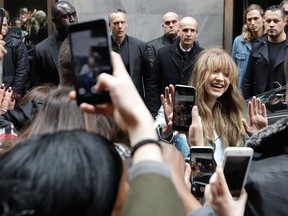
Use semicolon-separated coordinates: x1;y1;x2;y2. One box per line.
245;117;288;216
3;29;29;94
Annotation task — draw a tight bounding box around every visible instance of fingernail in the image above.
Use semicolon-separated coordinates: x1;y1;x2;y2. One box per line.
0;84;4;89
11;97;14;102
8;87;12;92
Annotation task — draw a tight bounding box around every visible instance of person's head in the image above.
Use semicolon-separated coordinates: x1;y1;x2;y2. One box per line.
280;0;288;25
264;5;286;41
20;84;55;105
1;15;9;36
178;16;198;50
0;129;123;216
11;17;21;28
51;1;77;38
189;48;245;148
242;4;264;41
108;9;128;41
58;37;74;86
18;7;28;24
162;12;179;40
35;10;47;26
17;87;128;145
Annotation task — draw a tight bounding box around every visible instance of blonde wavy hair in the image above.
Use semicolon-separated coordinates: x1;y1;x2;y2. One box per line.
188;48;246;148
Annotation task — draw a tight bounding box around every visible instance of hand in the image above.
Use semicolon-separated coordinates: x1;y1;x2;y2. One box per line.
204;167;248;216
161;143;201;214
0;85;15;114
242;96;268;136
187;106;204;146
160;84;175;138
69;52;157;145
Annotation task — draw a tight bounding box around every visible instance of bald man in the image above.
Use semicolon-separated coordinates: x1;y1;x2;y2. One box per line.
146;16;204;117
147;12;179;67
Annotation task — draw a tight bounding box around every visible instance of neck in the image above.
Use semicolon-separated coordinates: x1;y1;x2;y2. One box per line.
179;42;193;51
113;35;125;46
252;29;264;39
268;31;286;43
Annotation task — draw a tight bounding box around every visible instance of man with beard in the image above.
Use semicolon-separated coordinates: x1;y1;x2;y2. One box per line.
242;5;288;99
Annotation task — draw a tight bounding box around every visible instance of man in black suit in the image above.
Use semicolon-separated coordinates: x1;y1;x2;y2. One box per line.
108;9;151;106
147;16;204;117
30;1;78;88
147;12;179;67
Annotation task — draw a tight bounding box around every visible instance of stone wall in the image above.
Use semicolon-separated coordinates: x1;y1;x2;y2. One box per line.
65;0;224;49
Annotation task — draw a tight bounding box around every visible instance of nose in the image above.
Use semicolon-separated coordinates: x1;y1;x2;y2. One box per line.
216;72;224;80
69;15;76;23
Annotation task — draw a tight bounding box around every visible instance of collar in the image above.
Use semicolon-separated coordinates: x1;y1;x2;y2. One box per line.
179;42;193;52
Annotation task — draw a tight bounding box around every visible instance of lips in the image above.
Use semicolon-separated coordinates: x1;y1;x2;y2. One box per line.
211;83;224;89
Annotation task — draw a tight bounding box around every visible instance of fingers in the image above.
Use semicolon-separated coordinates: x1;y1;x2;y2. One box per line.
69;91;77;100
8;98;15;110
214;166;231;197
184;163;192;189
261;103;267;118
237;189;248;204
1;87;13;111
0;84;5;104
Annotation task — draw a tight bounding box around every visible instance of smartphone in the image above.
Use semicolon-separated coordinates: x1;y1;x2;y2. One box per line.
223;147;254;197
0;8;5;35
172;85;196;132
190;146;215;197
68;19;112;105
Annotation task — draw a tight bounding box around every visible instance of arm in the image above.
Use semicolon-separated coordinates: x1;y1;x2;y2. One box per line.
204;167;248;216
72;52;185;215
12;39;29;96
242;53;254;99
145;49;162;118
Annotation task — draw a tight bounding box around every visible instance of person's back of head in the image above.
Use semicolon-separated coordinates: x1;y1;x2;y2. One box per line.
0;129;123;216
58;37;74;87
35;10;47;26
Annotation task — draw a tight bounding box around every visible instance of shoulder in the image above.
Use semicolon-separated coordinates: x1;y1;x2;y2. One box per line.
35;34;54;51
147;36;163;45
127;35;146;45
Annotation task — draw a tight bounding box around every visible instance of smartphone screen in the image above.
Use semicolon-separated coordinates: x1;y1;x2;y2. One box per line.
223;147;253;197
69;19;112;105
172;85;195;132
190;146;215;197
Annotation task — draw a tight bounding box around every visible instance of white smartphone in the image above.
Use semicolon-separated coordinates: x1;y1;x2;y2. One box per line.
223;147;254;197
190;146;215;197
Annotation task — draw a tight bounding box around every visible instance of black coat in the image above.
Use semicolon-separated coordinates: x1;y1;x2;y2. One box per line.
147;34;176;67
242;35;288;99
245;118;288;216
30;32;61;87
146;40;204;117
2;30;29;94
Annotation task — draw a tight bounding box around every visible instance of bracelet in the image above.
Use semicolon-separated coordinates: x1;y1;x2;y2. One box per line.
131;139;162;156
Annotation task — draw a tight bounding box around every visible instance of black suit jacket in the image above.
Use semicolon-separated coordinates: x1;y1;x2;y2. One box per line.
30;32;61;87
146;41;204;117
242;34;288;99
147;34;176;67
117;35;151;103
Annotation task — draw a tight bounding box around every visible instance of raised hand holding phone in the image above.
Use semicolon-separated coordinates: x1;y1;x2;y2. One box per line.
223;147;254;198
172;84;196;132
68;19;112;105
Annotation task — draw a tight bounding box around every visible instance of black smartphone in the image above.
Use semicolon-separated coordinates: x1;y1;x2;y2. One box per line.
172;84;196;132
0;8;5;35
68;19;112;105
190;146;215;198
223;147;254;197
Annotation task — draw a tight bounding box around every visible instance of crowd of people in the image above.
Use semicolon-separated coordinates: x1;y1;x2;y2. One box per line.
0;0;287;215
